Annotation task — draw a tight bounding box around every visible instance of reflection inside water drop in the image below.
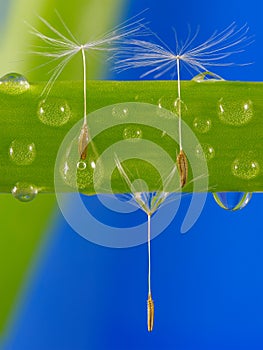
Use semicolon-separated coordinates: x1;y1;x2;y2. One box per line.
12;182;38;202
213;192;252;211
77;161;87;170
0;73;30;95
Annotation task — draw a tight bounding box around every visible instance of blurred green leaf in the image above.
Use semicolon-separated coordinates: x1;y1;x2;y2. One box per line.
0;0;125;333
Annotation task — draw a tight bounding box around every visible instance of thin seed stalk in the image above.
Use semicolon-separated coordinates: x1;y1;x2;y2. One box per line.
0;80;262;193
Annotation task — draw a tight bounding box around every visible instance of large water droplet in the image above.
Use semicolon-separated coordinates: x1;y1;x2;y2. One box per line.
12;182;38;202
9;139;36;165
232;154;260;180
0;73;30;95
213;192;252;211
218;98;253;126
123;125;142;141
38;98;71;127
193;117;212;134
60;131;103;191
112;105;129;119
192;71;224;82
195;143;215;161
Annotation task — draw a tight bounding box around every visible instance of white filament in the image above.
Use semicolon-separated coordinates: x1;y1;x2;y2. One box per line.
176;57;182;151
27;10;149;97
148;213;152;296
81;46;87;125
115;23;252;78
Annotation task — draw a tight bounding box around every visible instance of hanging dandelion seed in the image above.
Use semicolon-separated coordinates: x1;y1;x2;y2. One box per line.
27;11;148;160
115;154;208;331
116;23;252;188
115;155;180;331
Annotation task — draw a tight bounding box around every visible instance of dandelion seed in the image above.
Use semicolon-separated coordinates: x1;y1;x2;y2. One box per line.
115;23;253;187
177;149;188;188
147;283;154;332
27;10;148;159
114;152;214;331
78;122;89;160
115;155;180;332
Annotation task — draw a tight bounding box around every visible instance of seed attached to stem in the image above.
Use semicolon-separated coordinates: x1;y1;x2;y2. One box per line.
174;57;188;188
78;123;89;160
116;23;252;189
177;149;188;188
28;11;148;160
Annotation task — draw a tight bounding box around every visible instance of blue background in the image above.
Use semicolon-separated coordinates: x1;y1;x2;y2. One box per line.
2;0;263;349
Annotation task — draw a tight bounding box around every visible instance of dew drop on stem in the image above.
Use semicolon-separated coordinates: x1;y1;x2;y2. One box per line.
192;71;224;82
213;192;252;211
0;73;30;95
193;117;212;134
123;125;143;141
9;139;36;165
195;143;215;161
60;131;103;191
218;98;253;126
38;98;71;127
11;182;38;202
112;105;129;119
231;155;260;180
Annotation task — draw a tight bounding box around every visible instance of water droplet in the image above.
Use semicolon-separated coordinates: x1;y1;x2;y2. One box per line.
0;73;30;95
60;132;103;191
38;98;71;127
12;182;38;202
9;139;36;165
195;143;215;161
232;154;260;180
157;97;187;118
218;98;253;126
123;125;142;141
112;105;129;119
173;98;188;117
193;117;212;134
213;192;252;211
192;71;224;82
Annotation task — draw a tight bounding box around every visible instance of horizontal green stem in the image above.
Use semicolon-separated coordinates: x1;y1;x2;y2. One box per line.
0;80;262;194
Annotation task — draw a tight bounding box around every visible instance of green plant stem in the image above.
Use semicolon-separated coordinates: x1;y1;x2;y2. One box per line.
0;80;262;193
